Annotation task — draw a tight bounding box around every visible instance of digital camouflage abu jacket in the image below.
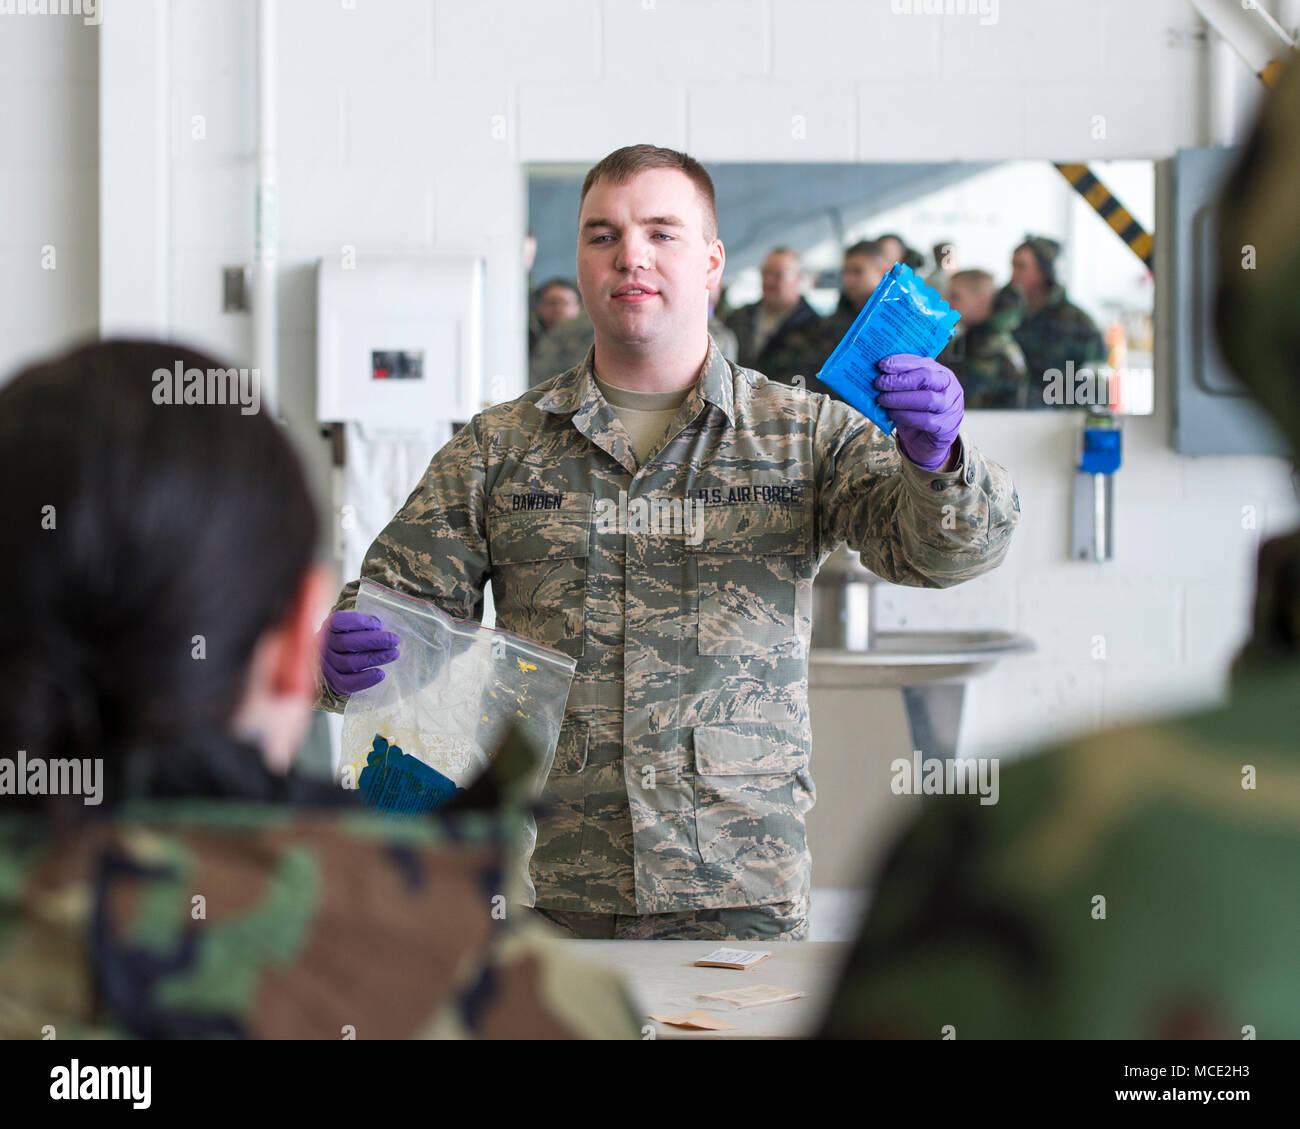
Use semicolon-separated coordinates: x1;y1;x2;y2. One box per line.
318;336;1020;914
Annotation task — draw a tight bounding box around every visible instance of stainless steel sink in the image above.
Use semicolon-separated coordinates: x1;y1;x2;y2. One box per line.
810;630;1036;688
809;630;1036;759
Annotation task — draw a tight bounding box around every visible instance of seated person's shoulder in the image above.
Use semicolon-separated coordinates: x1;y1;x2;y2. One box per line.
68;806;515;1038
927;674;1300;855
423;916;642;1039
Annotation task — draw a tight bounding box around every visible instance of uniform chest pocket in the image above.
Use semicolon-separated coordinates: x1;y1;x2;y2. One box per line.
685;502;810;656
488;492;592;660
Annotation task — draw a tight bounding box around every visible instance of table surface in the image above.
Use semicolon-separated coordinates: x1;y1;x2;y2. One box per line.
559;939;851;1039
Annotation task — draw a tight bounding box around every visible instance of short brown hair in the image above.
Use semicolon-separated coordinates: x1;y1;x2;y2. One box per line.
580;144;718;244
950;268;994;292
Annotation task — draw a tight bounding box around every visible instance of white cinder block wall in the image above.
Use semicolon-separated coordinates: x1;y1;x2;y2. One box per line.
0;14;99;382
40;0;1300;760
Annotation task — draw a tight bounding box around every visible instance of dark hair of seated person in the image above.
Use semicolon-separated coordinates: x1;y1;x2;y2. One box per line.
0;339;337;824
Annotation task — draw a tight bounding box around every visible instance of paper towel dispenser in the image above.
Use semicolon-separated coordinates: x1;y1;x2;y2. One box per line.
316;255;484;427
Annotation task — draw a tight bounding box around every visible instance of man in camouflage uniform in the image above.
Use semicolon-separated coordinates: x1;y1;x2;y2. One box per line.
722;247;822;383
317;144;1020;941
804;241;894;400
819;66;1300;1038
1008;235;1107;402
939;268;1029;410
764;240;892;404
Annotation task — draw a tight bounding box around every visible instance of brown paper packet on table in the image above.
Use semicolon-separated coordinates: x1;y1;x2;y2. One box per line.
648;1010;738;1031
698;985;807;1009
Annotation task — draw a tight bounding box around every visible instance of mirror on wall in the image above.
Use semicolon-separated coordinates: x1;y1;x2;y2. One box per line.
527;159;1155;414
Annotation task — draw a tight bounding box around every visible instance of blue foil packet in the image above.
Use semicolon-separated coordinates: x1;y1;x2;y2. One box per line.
358;734;464;815
814;262;961;435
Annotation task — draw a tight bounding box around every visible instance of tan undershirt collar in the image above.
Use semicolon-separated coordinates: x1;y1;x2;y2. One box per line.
593;372;692;411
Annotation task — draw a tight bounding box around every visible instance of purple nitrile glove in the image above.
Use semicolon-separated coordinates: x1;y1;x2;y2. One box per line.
873;354;964;471
318;610;400;697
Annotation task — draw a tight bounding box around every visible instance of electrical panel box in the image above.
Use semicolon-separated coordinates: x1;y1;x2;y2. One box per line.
1169;147;1287;455
316;255;483;427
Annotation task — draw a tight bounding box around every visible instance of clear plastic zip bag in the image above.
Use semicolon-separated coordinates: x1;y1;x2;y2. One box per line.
340;578;578;906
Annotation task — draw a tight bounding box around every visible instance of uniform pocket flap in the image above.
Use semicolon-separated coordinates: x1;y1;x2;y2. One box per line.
693;723;808;775
684;501;809;555
489;492;593;563
550;720;589;775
